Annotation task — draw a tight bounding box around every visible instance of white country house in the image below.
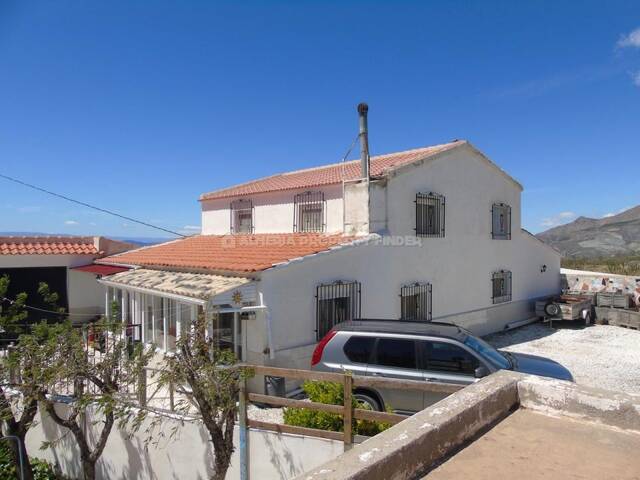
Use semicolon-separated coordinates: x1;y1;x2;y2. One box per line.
97;106;560;383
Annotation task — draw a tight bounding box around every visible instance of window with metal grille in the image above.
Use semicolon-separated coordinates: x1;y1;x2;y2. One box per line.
492;270;512;304
400;283;432;321
230;199;253;234
492;203;511;240
294;191;325;233
316;281;361;339
415;192;445;237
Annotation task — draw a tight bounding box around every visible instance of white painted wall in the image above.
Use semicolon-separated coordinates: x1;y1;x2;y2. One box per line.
27;404;344;480
0;254;96;269
68;269;104;317
201;184;344;234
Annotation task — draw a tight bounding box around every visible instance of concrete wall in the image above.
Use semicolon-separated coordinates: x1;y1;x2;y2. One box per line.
0;254;96;269
201;184;344;235
67;270;105;318
561;268;640;305
26;404;344;480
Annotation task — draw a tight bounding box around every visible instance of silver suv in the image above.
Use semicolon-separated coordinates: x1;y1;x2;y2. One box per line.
311;320;573;414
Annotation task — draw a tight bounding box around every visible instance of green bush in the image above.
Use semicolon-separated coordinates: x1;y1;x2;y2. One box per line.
283;380;391;437
0;442;62;480
562;255;640;276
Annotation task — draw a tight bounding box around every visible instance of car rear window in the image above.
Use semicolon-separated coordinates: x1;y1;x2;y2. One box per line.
373;338;417;369
425;341;479;375
343;336;375;363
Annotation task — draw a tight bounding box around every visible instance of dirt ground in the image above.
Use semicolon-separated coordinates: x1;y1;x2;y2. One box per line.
424;409;640;480
485;322;640;395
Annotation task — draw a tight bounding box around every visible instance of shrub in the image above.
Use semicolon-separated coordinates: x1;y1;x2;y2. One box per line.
0;443;64;480
283;380;391;437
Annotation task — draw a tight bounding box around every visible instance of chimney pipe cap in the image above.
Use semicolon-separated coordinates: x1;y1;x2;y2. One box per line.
357;103;369;115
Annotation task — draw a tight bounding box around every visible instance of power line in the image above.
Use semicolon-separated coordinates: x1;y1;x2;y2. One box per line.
0;173;186;238
1;296;99;318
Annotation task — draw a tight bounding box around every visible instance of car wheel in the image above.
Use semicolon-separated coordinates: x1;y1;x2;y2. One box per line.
544;302;561;317
354;391;382;411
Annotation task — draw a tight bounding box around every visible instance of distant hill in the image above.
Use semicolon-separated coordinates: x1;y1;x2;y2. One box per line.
537;206;640;258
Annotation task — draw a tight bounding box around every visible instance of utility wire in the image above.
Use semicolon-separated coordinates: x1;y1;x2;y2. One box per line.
341;133;361;180
1;296;102;317
0;173;186;238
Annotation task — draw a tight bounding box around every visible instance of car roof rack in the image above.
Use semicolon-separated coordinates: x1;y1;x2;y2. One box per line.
353;318;461;329
334;318;469;336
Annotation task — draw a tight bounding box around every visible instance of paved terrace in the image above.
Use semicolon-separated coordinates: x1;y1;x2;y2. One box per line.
297;371;640;480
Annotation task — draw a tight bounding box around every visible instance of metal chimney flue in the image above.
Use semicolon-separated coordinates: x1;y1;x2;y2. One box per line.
357;102;370;179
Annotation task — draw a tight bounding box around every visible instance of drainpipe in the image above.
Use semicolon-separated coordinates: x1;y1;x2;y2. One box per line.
261;293;275;360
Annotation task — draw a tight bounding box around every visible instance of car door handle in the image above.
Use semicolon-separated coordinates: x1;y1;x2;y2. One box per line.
425;377;438;382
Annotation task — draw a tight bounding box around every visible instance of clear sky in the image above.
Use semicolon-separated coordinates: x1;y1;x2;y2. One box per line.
1;1;639;239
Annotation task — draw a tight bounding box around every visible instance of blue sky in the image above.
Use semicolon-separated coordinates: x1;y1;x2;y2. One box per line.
1;1;639;238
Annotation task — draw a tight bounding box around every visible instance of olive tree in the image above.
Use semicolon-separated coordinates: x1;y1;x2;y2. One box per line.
136;313;247;480
35;317;152;480
0;274;37;479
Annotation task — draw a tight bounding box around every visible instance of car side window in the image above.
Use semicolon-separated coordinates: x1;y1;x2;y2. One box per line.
425;341;479;375
343;336;375;363
373;338;417;369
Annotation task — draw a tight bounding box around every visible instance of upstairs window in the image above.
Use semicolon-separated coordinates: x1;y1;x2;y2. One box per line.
294;191;325;233
316;280;361;339
400;283;432;322
492;270;512;304
492;203;511;240
416;192;445;237
230;199;253;234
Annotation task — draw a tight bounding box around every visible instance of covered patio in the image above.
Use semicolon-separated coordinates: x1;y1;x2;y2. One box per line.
99;268;262;360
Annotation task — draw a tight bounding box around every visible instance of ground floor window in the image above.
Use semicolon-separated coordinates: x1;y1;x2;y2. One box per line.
492;270;512;304
316;281;361;340
400;283;432;322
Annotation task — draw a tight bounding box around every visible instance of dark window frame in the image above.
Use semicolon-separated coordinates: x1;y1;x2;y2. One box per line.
492;203;512;240
415;192;445;238
294;191;326;233
315;280;361;340
491;270;512;304
230;199;254;234
400;283;432;322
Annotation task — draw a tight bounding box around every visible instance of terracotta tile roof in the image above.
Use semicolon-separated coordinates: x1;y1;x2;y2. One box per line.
0;236;99;255
200;141;465;201
97;233;359;273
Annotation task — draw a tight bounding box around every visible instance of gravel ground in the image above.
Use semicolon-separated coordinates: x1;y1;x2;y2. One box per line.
248;403;286;423
485;322;640;395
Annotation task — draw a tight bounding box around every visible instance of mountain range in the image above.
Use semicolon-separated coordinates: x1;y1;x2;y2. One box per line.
536;206;640;258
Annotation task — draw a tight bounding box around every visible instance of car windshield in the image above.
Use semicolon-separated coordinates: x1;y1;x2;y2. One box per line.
463;335;511;370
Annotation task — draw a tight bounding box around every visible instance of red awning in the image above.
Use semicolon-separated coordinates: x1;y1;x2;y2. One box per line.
72;264;130;276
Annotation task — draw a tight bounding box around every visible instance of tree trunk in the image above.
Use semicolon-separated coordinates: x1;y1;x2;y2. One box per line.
81;457;96;480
